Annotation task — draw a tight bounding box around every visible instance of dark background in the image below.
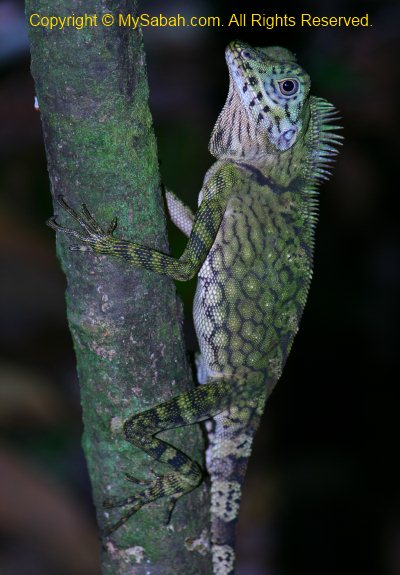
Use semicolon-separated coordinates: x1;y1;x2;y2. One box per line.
1;0;399;574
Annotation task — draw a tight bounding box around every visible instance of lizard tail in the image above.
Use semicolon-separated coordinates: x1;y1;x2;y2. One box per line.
205;388;267;575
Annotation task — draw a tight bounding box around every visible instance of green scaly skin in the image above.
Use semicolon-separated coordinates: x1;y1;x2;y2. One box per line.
48;41;342;574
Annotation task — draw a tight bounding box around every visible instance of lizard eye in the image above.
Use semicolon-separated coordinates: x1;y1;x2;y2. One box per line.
278;78;299;96
241;49;252;60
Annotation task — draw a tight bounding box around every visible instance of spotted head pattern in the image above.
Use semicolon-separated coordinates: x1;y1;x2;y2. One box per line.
209;40;312;159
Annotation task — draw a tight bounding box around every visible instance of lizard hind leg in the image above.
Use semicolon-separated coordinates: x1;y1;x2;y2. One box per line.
103;378;238;535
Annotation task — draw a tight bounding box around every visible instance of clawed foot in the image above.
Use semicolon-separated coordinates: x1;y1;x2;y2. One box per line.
102;495;179;537
102;471;194;536
47;195;117;252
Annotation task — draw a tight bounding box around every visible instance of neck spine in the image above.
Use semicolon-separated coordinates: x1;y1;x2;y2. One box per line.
301;96;343;240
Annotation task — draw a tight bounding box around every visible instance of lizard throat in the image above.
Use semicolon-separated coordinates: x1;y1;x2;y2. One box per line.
209;83;273;161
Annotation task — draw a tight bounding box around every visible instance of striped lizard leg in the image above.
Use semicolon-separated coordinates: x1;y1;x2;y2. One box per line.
47;194;224;281
102;375;263;536
47;164;237;280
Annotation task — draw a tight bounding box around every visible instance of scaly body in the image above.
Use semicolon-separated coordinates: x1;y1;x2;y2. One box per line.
49;42;342;574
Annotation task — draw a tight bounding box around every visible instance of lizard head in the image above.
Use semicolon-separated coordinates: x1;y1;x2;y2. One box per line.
209;41;311;159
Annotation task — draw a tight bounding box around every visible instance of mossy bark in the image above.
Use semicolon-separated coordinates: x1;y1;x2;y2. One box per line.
25;1;211;573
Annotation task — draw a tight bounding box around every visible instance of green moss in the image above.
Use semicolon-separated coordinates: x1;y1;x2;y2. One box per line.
26;0;211;573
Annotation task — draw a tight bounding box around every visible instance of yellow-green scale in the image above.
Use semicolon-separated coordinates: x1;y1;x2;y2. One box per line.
194;162;313;386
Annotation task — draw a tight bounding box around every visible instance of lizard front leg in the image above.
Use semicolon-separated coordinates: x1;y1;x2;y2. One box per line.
48;194;223;281
164;187;194;237
47;165;236;281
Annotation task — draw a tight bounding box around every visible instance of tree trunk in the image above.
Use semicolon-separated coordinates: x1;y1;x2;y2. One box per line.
25;1;211;573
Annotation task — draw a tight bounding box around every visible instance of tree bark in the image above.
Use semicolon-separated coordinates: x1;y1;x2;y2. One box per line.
25;1;211;573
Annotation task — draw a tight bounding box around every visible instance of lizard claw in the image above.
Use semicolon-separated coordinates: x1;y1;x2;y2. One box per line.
46;216;88;241
107;217;118;235
102;501;144;537
124;473;152;486
124;465;164;485
47;196;118;255
103;493;140;509
164;495;179;525
56;195;106;235
69;245;91;252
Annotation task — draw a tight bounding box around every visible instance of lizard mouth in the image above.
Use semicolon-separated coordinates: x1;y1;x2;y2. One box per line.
225;41;254;81
225;42;265;114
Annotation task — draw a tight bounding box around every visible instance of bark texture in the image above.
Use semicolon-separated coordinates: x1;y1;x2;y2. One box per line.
26;1;211;573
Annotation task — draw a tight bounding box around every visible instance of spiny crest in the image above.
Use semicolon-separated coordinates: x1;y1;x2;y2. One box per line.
209;40;311;160
302;97;343;235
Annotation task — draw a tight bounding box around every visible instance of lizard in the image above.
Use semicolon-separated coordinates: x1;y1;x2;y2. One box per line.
48;41;342;575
